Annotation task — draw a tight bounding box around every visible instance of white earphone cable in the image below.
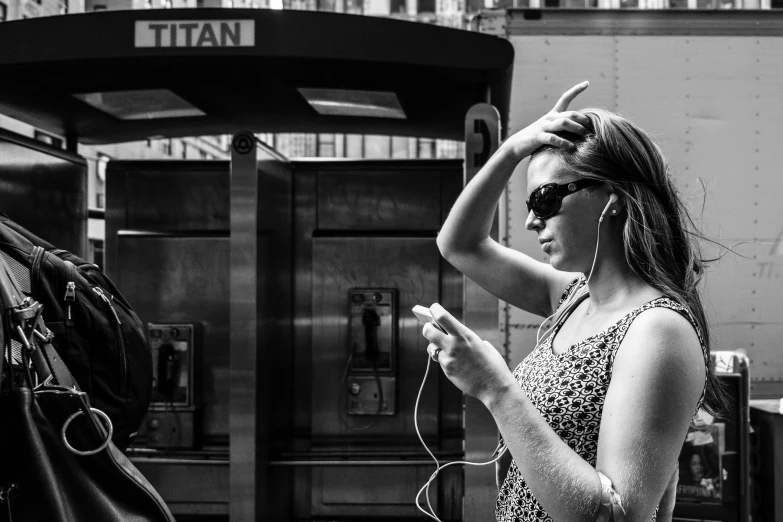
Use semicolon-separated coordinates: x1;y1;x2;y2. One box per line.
414;356;508;521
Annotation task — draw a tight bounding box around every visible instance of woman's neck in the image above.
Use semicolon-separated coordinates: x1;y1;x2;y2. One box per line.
583;255;656;314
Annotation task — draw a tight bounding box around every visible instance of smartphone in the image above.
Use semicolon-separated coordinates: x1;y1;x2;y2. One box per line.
412;305;446;333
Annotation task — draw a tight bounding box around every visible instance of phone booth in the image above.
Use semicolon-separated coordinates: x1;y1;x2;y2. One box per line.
0;8;514;521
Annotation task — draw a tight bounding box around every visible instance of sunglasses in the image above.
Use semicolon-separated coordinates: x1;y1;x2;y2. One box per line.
526;179;602;219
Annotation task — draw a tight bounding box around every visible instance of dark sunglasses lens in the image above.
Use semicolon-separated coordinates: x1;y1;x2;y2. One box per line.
533;186;558;218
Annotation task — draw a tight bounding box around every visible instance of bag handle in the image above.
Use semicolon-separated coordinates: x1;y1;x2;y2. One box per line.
0;254;77;390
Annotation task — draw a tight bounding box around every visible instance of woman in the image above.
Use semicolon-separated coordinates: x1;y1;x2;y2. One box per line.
421;82;725;521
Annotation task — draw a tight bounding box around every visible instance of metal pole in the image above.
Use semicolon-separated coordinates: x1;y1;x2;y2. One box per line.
230;131;261;521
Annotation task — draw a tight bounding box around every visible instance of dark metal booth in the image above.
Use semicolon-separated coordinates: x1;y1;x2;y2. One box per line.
0;9;514;521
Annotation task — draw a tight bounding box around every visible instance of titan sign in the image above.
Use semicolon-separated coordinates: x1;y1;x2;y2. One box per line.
135;20;255;48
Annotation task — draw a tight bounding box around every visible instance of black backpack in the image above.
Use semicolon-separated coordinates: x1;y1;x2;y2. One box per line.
0;214;151;451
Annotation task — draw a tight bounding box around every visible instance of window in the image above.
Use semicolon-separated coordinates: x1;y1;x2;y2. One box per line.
345;0;363;13
34;131;63;149
417;138;435;159
96;154;110;184
285;134;316;158
317;134;336;157
436;139;463;159
89;239;104;269
418;0;435;11
0;2;7;22
346;134;363;158
391;0;406;12
391;136;409;159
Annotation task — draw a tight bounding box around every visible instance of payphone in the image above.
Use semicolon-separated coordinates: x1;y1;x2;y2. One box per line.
141;323;200;448
346;289;397;416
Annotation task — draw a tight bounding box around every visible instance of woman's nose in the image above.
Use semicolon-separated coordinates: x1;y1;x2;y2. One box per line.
525;209;543;231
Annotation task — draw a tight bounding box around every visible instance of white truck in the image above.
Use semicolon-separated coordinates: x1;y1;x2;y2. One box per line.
462;8;782;520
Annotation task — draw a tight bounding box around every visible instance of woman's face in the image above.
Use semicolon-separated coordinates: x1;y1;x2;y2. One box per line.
689;454;704;482
525;153;608;273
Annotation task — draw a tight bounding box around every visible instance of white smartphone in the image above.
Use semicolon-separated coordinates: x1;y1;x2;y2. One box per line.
412;305;446;333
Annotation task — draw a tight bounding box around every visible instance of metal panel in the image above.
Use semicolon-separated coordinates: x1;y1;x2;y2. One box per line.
121;164;229;232
104;161;230;276
614;36;783;397
462;104;504;522
230;135;293;522
131;458;229;516
312;465;441;518
115;234;229;440
507;9;783;37
0;128;87;257
290;168;317;519
288;160;464;520
310;236;441;442
317;169;442;231
504;31;783;398
230;135;260;522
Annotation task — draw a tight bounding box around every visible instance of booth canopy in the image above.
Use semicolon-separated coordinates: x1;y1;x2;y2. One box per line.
0;9;513;145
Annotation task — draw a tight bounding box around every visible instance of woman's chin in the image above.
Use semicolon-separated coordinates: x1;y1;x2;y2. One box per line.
548;254;571;272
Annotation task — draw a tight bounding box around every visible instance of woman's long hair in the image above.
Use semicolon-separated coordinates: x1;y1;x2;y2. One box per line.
532;108;728;416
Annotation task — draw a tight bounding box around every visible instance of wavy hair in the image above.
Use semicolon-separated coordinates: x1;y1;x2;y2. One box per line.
532;108;727;416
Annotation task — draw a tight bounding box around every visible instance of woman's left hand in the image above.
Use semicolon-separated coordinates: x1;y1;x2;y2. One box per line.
423;303;517;405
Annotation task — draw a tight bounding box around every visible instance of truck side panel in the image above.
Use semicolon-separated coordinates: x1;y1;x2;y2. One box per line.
504;32;783;398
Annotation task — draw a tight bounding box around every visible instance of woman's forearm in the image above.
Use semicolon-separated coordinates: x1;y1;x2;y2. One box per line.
485;383;603;522
436;145;522;257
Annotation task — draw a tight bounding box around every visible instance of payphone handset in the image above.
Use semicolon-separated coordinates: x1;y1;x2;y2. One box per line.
345;289;398;418
144;323;200;449
412;305;446;334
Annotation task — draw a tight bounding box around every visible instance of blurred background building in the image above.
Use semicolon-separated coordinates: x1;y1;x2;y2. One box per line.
0;0;779;253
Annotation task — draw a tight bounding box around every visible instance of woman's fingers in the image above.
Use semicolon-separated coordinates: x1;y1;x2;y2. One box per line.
552;81;589;113
543;117;589;136
429;303;466;336
560;110;592;128
537;132;575;150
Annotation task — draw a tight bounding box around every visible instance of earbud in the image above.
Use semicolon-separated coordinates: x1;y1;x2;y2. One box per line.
599;193;619;222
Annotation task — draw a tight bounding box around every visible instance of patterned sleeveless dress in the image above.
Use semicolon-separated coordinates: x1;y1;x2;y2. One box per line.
495;277;709;522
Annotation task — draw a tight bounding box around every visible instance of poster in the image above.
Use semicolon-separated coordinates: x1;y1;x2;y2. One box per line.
676;421;725;501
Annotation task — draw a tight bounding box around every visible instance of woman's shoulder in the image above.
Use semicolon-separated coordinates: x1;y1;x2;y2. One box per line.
618;302;706;376
631;295;706;349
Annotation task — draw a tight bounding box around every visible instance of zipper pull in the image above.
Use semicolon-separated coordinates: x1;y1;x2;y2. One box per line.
93;287;122;325
64;282;76;326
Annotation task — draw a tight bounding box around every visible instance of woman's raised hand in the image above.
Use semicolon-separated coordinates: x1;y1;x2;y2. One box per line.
500;81;593;162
